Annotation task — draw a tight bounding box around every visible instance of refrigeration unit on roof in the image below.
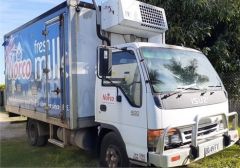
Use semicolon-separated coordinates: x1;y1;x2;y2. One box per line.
101;0;168;38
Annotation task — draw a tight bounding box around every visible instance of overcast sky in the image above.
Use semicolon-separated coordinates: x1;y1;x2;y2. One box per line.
0;0;102;84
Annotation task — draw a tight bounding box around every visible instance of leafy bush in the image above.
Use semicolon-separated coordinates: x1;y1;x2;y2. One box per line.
0;84;5;91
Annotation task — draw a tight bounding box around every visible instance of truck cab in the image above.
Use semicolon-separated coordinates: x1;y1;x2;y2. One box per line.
95;42;239;167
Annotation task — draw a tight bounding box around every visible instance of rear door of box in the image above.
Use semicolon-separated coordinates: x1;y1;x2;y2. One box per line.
4;5;70;121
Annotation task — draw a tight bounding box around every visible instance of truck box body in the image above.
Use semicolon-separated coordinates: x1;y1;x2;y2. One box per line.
4;1;100;129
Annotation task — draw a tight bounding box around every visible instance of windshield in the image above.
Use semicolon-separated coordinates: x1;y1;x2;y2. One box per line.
141;47;222;93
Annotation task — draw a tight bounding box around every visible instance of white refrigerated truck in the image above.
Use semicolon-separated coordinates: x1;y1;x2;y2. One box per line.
3;0;239;167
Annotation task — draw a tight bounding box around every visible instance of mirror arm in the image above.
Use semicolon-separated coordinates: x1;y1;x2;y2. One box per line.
116;87;122;102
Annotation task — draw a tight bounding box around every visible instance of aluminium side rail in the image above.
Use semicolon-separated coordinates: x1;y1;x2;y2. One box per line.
191;112;238;147
156;122;195;154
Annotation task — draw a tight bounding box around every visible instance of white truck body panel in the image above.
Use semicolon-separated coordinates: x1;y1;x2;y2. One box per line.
73;8;100;118
148;101;228;129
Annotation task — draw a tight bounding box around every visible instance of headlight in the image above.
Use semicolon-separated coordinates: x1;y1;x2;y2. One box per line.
165;129;182;146
148;128;182;152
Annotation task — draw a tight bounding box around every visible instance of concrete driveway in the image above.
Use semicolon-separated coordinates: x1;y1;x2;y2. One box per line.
0;107;27;140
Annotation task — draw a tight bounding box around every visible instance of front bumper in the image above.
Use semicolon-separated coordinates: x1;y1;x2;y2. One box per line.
149;112;239;168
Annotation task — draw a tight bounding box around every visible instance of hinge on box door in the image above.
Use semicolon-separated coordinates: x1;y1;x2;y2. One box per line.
42;30;48;36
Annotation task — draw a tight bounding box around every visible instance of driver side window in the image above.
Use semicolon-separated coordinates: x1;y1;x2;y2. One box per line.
103;51;142;107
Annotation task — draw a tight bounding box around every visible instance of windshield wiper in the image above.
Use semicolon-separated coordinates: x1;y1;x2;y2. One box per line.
161;87;200;100
208;85;222;88
161;91;182;100
207;85;222;95
177;87;200;91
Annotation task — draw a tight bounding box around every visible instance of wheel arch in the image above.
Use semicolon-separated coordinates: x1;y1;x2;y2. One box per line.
98;124;127;156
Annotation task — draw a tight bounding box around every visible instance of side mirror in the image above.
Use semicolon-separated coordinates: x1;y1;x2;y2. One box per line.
99;47;112;77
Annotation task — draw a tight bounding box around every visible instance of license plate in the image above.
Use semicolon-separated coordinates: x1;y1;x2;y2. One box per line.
204;143;219;156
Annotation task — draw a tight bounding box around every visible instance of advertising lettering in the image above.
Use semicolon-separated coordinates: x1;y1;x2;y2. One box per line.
5;36;60;81
5;38;32;80
102;93;115;103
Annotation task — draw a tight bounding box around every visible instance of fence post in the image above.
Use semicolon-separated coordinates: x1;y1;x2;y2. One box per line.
220;72;240;127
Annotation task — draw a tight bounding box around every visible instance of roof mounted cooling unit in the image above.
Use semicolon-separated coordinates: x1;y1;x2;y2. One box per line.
101;0;168;38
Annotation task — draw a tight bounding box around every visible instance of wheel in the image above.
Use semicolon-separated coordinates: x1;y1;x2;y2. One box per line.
26;119;48;146
100;132;129;168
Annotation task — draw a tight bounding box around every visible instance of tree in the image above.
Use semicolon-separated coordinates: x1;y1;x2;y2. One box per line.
141;0;240;100
141;0;240;71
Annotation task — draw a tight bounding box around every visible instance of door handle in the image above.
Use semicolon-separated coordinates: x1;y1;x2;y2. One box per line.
100;104;107;112
52;87;61;95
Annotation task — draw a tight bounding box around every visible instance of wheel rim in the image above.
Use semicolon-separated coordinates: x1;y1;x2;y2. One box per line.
105;145;121;168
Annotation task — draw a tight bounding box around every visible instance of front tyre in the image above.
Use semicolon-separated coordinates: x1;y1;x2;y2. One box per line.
100;132;129;168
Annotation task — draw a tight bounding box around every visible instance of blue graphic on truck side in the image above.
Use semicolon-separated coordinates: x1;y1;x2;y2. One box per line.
5;13;69;118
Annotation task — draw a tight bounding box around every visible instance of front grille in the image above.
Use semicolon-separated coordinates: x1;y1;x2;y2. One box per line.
139;4;166;30
183;123;218;140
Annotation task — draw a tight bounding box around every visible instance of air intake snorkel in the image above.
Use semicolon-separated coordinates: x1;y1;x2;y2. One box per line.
92;0;111;46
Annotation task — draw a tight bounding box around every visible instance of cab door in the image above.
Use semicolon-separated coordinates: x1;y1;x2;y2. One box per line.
96;48;148;162
43;15;65;119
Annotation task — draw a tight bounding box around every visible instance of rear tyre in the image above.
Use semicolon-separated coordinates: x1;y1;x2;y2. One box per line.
26;119;48;146
100;132;129;167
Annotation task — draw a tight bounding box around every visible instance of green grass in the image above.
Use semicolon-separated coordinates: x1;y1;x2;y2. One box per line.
1;135;239;168
188;145;240;168
188;127;240;168
0;138;98;167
